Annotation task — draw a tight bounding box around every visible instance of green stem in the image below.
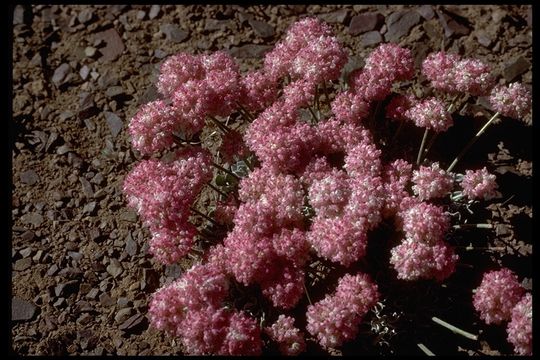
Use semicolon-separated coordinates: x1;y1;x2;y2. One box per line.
453;223;493;229
446;112;500;172
303;282;312;306
420;95;459;162
431;316;478;341
417;343;435;356
416;128;430;165
308;106;319;123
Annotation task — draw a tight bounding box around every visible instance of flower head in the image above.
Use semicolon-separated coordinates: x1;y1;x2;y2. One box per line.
265;315;306;356
331;90;371;124
489;82;532;120
397;200;450;244
412;162;454;200
460;167;498;200
473;268;526;325
405;97;453;132
385;94;419;122
507;293;532;355
365;43;414;82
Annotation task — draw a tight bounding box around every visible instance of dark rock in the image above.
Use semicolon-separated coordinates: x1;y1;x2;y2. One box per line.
115;308;134;324
125;234;137;256
77;8;93;24
86;288;99;300
78;92;97;120
319;9;349;24
416;5;434;20
68;251;83;261
75;300;94;313
21;230;35;242
119;313;148;333
99;293;115;307
360;31;383;47
137;85;159;105
68;153;84;169
475;30;492;48
106;259;123;278
20;170;39;185
45;132;59;152
105;86;124;98
229;44;272;59
248;19;275;38
80;177;94;198
104;112;123;138
141;268;159;292
160;24;189;43
13;258;32;271
97;69;119;89
93;29;125;62
436;9;470;38
120;209;138;222
90;173;104;185
53;298;66;308
238;12;253;25
385;10;421;42
286;5;307;15
153;49;168;59
148;5;160;20
503;56;530;82
205;19;234;32
47;264;59;276
116;297;130;309
52;63;72;87
12;297;37;321
82;201;97;215
55;280;79;297
21;212;44;227
58;267;83;279
349;12;383;35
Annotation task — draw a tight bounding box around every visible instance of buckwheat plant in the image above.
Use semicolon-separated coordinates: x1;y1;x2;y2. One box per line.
123;16;531;355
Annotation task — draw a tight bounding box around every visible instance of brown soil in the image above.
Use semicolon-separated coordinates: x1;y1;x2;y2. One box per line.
11;4;532;356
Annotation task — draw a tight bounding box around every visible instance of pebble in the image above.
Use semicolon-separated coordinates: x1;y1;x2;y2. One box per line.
77;313;93;326
12;297;38;321
19;247;33;258
115;308;134;324
53;298;66;308
93;29;125;62
52;63;72;87
87;228;103;242
153;49;168;59
13;5;26;25
21;230;36;242
56;144;71;155
361;31;383;46
99;293;115;307
318;9;349;24
125;234;138;257
141;268;159;292
248;18;275;38
82;201;97;215
106;259;123;278
205;19;234;32
86;288;100;300
229;44;273;59
55;280;79;297
21;212;44;227
148;5;160;19
160;24;189;43
120;209;138;222
116;297;130;309
437;9;470;38
77;8;93;24
47;264;59;276
385;10;421;42
105;86;124;98
85;47;97;58
13;258;32;271
136;10;146;20
20;170;39;185
119;313;148;333
503;56;530;82
349;12;383;35
80;177;94;198
416;5;434;20
104;111;123;138
32;250;44;262
68;251;83;261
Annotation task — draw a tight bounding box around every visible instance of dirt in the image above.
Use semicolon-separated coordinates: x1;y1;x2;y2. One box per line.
11;4;532;356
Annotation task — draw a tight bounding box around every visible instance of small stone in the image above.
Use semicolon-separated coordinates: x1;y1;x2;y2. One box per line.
116;297;130;309
82;201;97;215
21;212;44;227
47;264;59;276
416;5;434;20
77;8;93;24
21;230;35;242
53;298;66;308
105;86;124;98
205;19;234;31
55;280;79;297
475;30;492;47
349;12;384;35
160;24;189;43
12;297;37;321
77;313;93;326
318;9;349;24
20;170;39;185
13;5;26;25
45;132;59;152
120;209;138;223
125;235;137;257
85;47;97;57
104;112;123;138
361;31;383;46
99;293;115;307
87;228;103;242
115;308;134;324
19;247;33;258
32;250;44;262
153;49;168;59
119;313;148;333
136;10;146;20
59;111;74;121
248;19;275;38
90;173;104;185
93;29;125;62
56;144;71;155
80;177;94;198
86;288;99;300
148;5;160;19
68;251;83;261
503;56;531;82
437;9;470;38
106;259;123;278
13;258;32;271
385;10;421;42
229;44;272;59
52;63;72;87
141;268;159;292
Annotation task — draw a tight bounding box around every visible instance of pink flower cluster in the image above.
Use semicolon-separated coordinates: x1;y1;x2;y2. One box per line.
405;97;453;133
265;315;306;356
412;162;453;200
472;268;525;325
385;94;419;122
123;148;212;264
306;273;379;349
381;159;413;218
506;293;532;355
148;261;262;355
460;167;498;200
422;51;495;96
489;82;532;120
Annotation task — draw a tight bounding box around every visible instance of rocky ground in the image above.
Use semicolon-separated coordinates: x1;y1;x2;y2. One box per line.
11;4;531;355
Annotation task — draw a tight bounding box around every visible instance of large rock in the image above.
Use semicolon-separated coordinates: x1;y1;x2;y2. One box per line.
12;297;38;321
349;12;383;35
385;10;421;42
